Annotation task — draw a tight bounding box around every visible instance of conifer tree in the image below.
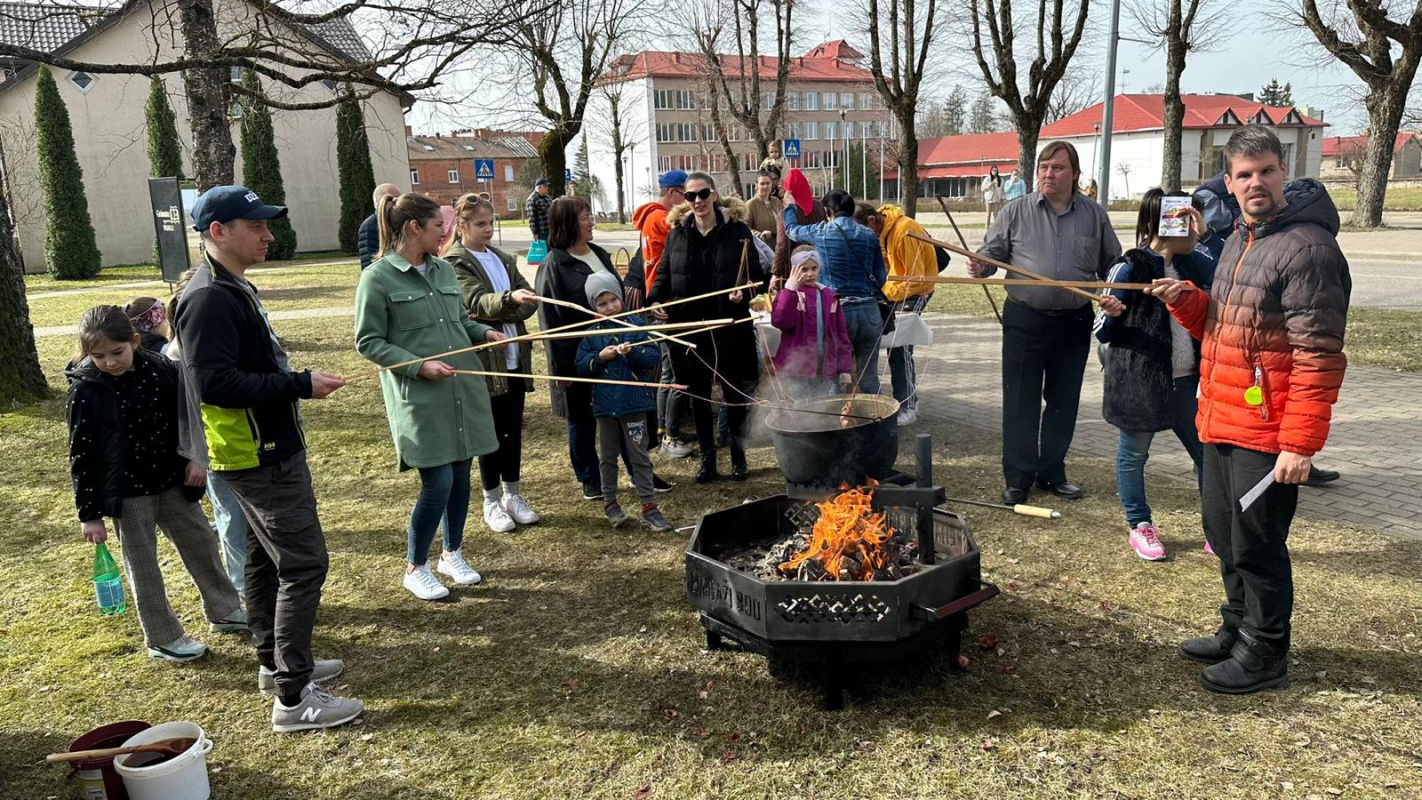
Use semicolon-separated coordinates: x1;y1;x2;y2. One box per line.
145;77;183;264
35;65;101;279
336;94;376;253
239;69;297;259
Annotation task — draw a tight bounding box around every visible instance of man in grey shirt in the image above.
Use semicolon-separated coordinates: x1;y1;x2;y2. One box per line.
969;141;1122;504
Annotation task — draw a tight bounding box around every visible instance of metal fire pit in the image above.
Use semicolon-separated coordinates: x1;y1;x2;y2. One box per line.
685;434;999;709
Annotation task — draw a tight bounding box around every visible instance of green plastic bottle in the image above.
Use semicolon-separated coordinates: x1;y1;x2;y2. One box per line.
93;542;126;615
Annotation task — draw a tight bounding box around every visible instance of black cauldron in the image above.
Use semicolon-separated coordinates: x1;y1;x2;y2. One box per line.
765;394;901;487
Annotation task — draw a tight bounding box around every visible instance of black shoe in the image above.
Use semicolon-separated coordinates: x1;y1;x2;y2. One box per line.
695;459;721;484
652;474;674;493
1304;465;1341;487
1199;630;1289;694
730;448;748;482
581;482;600;501
1002;487;1028;505
1179;626;1238;664
1037;480;1084;500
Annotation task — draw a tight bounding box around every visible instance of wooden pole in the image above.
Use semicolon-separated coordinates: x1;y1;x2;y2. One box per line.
522;318;734;341
937;196;1001;323
734;238;750;287
449;370;681;390
907;231;1101;303
888;275;1152;290
346;282;757;382
534;294;696;347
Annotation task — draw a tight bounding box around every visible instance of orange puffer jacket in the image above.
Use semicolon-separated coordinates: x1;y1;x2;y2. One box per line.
1166;179;1351;456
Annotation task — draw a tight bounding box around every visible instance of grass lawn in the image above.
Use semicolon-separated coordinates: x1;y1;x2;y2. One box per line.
4;263;1420;798
928;284;1422;373
1325;183;1422;213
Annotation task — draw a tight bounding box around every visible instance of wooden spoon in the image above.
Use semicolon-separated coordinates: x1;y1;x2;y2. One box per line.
47;736;197;764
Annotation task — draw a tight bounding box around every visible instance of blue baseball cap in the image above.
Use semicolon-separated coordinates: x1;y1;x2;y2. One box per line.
659;170;688;189
190;185;288;232
534;177;549;186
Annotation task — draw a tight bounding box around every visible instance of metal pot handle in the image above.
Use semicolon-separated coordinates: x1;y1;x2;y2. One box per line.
912;580;1000;621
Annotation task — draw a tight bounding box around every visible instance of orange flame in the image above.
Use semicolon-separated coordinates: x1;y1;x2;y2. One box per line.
779;484;896;581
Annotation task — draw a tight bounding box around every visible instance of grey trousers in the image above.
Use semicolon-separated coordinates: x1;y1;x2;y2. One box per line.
598;414;655;506
114;487;242;647
220;451;329;697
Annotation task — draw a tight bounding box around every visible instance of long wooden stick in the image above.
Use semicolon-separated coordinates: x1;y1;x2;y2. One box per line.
735;239;750;287
533;294;696;348
523;318;734;341
907;231;1101;303
346;282;757;382
888;275;1151;290
938;196;1001;324
450;370;681;390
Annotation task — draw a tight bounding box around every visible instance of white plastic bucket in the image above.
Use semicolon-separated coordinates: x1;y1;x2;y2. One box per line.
113;721;213;800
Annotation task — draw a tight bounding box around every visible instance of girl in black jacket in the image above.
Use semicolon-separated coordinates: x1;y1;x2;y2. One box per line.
67;305;243;662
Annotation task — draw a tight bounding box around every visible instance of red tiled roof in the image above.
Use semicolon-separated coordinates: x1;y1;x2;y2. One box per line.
803;39;864;60
1039;94;1327;138
882;133;1019;179
1321;133;1414;157
603;43;876;84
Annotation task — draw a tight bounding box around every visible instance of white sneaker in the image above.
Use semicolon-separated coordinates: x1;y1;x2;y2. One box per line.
503;493;540;525
147;635;208;663
896;407;918;426
437;549;483;585
660;436;694;458
402;565;449;601
271;683;364;733
483;499;516;532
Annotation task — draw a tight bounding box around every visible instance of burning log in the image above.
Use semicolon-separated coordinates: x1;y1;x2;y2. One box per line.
775;485;907;582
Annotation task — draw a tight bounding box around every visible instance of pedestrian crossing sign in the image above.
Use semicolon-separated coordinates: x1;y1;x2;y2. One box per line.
783;139;801;159
474;159;494;181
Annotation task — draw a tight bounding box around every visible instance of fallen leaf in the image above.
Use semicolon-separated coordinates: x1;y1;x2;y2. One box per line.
979;740;997;751
432;646;441;653
360;734;373;742
1098;601;1114;612
994;665;1017;675
639;626;649;634
634;784;653;800
1006;583;1017;591
722;751;739;762
986;710;1002;720
698;690;709;700
956;655;971;669
978;633;998;650
696;728;708;738
1280;782;1293;791
561;678;577;690
729;732;740;743
662;707;678;719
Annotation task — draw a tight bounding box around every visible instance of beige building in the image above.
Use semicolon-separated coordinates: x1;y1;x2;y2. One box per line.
1319;134;1422;181
0;0;410;272
586;40;895;213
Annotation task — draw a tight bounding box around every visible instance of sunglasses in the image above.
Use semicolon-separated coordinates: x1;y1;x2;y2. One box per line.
684;188;715;202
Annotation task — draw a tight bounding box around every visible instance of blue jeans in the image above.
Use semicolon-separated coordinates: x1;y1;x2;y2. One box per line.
407;459;473;566
1115;374;1205;527
656;344;689;439
207;471;247;593
888;294;932;411
841;298;882;395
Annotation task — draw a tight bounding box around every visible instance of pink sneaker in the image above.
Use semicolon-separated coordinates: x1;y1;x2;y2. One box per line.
1128;523;1167;561
1203;540;1215;556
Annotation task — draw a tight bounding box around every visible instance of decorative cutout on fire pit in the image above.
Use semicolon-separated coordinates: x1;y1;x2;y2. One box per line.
777;593;893;624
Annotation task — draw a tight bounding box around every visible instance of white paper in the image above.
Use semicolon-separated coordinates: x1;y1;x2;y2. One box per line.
1159;196;1192;238
880;313;935;349
1239;472;1276;512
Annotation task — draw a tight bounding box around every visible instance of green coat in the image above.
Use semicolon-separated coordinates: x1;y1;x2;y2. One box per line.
444;241;536;396
355;252;498;471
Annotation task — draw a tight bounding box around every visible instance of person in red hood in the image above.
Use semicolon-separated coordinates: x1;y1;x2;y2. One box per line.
1148;126;1350;695
632;170;692;457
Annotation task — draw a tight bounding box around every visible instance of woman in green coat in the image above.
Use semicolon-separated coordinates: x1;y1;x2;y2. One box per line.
355;193;508;602
444;194;541;534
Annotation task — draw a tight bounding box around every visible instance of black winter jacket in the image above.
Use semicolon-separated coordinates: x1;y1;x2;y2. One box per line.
358;213;380;270
535;244;617;417
66;350;203;521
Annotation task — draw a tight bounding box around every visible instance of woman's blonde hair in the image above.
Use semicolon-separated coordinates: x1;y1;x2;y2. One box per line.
443;193;497;256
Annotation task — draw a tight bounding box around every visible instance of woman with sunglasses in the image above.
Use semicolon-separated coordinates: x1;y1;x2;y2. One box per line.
648;172;764;483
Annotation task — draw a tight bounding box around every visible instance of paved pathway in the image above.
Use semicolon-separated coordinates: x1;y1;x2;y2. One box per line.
911;314;1422;538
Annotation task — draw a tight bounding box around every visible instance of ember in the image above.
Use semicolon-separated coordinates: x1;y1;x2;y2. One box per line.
778;485;900;581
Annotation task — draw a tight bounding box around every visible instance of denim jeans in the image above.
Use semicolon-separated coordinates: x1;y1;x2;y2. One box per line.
1115;374;1204;527
888;294;932;411
841;298;882;395
407;459;473;566
207;470;247;593
656;343;689;439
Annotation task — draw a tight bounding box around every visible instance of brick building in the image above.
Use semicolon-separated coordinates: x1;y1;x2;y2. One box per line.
406;128;542;216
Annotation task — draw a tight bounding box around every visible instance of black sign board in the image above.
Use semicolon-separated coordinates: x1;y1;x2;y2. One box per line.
148;177;190;283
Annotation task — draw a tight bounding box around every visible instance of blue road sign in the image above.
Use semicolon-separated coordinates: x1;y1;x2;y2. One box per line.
565;168;573;183
474;158;495;181
783;138;801;159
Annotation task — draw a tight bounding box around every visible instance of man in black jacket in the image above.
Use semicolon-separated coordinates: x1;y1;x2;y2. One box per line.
175;185;362;733
358;183;401;269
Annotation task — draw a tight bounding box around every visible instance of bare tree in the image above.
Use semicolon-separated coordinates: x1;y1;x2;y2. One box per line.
966;0;1093;190
1296;1;1422;227
701;81;747;195
864;0;944;216
590;82;644;223
688;0;796;166
1045;63;1101;123
0;0;544;190
1130;0;1225;190
505;0;647;196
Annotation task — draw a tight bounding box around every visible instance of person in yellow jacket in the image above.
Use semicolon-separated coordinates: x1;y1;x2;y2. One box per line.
853;202;940;426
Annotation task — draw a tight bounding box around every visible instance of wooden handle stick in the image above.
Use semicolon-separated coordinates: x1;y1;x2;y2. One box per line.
937;196;1001;323
520;319;734;342
534;294;696;348
907;231;1102;303
346;282;758;382
735;239;750;287
450;370;681;390
888;275;1153;290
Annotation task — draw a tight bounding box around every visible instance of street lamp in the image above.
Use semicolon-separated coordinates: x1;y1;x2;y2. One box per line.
1092;122;1101;173
839;108;849;190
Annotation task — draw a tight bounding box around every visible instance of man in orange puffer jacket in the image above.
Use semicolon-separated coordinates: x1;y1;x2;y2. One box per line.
1149;126;1350;695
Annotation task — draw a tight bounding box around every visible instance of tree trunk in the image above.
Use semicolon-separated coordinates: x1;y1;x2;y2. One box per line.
179;0;235;190
707;88;742;196
895;107;919;217
0;186;48;405
612;153;627;224
539;127;573;197
1015;119;1042;193
1161;28;1186;191
1353;84;1408;228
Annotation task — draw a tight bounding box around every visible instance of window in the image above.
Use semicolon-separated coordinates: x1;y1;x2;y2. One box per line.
507;196;517;212
804;91;819;111
658;156;671;172
654;89;695;110
321;79;338;93
824;121;839;140
840;92;855;110
229;100;243;120
823;92;838;110
504;165;514;182
68;71;96;93
656;123;697;142
448;167;460;183
230;66;242;83
762;91;775;110
787;92;801;111
410;169;420;185
859;92;876;110
803;121;818;140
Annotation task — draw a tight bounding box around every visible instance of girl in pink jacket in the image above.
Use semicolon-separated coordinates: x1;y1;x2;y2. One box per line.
771;249;855;399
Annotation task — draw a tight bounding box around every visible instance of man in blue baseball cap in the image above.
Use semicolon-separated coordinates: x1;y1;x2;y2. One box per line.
173;185;362;733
